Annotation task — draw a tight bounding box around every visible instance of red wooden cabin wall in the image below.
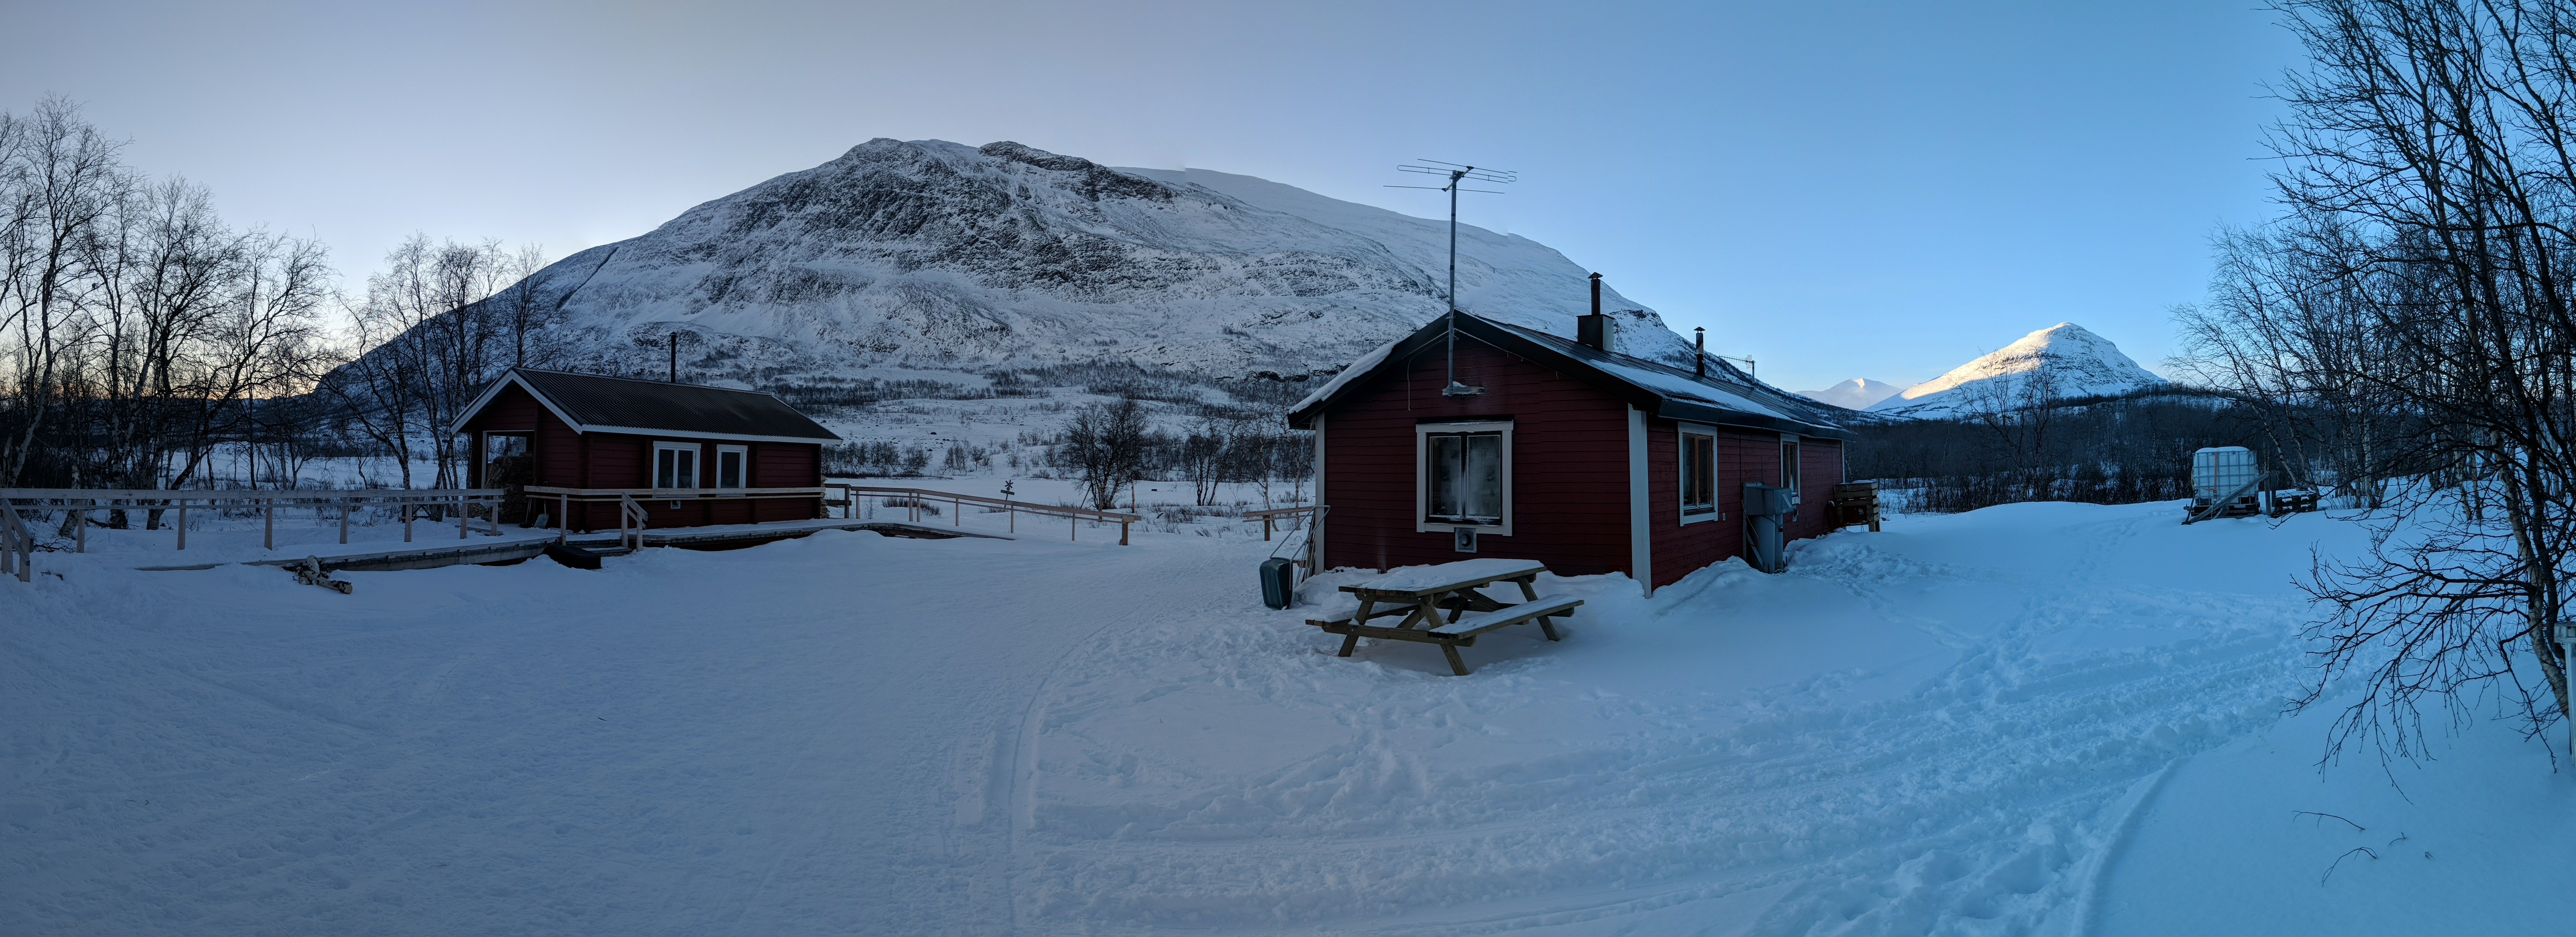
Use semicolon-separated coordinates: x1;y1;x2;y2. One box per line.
1314;340;1852;589
459;383;822;532
1322;337;1636;578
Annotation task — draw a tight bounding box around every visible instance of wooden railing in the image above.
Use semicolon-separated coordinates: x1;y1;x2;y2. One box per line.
616;494;648;552
829;484;1143;545
1240;504;1323;541
522;485;827;536
1245;504;1329;574
0;488;510;558
2;502;31;584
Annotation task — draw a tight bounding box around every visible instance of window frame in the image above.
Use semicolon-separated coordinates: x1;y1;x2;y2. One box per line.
713;444;749;492
479;432;531;488
1414;420;1514;536
1679;424;1719;524
653;440;701;491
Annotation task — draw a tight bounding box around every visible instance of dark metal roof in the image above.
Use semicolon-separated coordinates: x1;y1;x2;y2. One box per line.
458;369;841;442
1287;311;1857;441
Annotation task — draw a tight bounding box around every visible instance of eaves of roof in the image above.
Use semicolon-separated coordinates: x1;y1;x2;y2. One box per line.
448;369;844;442
1287;312;1856;442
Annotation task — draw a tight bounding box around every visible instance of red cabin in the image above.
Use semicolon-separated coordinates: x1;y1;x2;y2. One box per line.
451;369;842;531
1288;311;1858;593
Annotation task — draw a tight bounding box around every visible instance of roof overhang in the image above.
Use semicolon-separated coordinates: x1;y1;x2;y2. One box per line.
1288;312;1856;442
450;371;582;437
448;370;842;443
571;425;844;445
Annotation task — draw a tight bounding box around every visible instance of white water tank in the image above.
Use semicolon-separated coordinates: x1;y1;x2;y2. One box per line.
2192;447;2260;504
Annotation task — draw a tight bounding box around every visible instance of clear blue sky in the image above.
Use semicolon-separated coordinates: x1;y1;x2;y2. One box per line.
3;0;2302;392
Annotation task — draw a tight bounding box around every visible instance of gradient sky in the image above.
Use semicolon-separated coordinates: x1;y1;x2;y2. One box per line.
2;0;2303;392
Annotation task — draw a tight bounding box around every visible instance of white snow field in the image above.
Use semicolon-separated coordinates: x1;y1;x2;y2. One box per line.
4;502;2569;935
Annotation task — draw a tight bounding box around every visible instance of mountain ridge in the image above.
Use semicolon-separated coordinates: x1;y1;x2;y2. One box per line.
1799;378;1902;411
1866;323;2165;419
486;139;1702;385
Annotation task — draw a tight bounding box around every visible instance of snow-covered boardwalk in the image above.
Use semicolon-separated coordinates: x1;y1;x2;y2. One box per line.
3;503;2566;934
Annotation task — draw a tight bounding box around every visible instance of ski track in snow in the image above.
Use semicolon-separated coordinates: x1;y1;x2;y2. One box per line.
1;503;2376;934
1009;510;2314;934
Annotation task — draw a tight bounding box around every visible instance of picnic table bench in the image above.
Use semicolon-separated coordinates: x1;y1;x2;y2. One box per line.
1305;558;1581;675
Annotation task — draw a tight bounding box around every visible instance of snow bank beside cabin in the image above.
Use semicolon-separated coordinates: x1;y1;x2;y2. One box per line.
1;502;2567;934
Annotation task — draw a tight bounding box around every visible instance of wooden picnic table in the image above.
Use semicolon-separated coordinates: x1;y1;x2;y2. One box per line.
1306;558;1582;675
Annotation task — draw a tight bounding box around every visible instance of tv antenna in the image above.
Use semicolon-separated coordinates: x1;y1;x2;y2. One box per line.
1390;159;1516;397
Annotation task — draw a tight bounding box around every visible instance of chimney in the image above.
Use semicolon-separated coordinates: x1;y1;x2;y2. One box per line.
1694;327;1707;377
1578;272;1614;352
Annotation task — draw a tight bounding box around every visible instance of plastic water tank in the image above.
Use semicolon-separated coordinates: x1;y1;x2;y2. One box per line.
2192;447;2260;504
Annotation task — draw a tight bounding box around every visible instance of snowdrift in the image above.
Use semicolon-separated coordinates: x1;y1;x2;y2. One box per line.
2;500;2566;934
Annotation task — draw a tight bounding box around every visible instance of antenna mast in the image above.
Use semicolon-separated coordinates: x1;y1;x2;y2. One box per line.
1390;160;1516;397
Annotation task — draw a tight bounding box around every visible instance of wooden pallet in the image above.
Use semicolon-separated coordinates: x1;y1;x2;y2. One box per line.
1829;481;1882;532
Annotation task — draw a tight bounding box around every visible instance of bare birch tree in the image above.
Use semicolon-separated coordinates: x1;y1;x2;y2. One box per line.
2192;0;2576;760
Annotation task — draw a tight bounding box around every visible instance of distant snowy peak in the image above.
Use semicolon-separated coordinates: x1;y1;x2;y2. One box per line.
1799;378;1903;411
482;138;1698;382
1867;323;2164;419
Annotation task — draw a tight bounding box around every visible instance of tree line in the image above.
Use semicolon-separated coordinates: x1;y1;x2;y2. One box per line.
1051;397;1313;511
0;97;568;501
1848;387;2257;515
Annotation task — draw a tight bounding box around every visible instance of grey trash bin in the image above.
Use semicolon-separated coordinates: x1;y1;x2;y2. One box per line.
1742;483;1791;574
1260;557;1298;609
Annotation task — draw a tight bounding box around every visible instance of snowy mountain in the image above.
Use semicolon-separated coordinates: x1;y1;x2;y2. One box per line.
494;139;1699;383
1867;323;2164;419
1798;378;1903;410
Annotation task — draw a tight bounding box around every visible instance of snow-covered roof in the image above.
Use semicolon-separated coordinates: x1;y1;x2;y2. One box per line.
451;369;844;444
1286;312;1856;441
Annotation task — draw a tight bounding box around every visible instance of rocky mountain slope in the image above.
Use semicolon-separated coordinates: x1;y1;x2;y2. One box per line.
502;139;1700;383
1867;323;2164;420
1798;378;1903;410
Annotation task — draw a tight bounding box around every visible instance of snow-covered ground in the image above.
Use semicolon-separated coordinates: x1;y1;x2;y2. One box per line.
3;501;2567;934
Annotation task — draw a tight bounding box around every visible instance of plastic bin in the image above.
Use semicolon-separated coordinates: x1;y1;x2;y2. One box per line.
1260;557;1298;609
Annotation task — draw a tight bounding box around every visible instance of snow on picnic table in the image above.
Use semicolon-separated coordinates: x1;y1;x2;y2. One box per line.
2;501;2568;935
1351;556;1547;593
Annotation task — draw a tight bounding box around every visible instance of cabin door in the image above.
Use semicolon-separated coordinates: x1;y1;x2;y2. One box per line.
482;433;535;525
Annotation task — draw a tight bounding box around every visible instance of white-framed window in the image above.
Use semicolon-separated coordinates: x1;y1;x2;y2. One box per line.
1680;425;1718;523
714;445;748;490
1781;435;1802;504
654;441;700;490
1416;421;1513;535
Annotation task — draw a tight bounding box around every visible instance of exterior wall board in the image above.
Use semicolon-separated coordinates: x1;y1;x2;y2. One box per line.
1786;438;1846;543
1322;337;1635;578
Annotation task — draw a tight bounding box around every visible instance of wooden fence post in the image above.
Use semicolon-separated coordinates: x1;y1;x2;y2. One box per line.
264;502;274;551
458;495;468;539
177;505;187;550
340;500;350;544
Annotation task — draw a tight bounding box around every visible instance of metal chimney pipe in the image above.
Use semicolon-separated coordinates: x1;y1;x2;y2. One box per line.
1577;273;1613;352
1695;327;1707;377
669;332;679;382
